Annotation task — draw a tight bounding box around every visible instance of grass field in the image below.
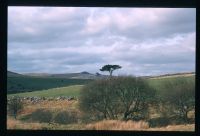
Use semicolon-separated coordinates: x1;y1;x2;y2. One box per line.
147;75;195;92
7;85;83;98
8;75;195;98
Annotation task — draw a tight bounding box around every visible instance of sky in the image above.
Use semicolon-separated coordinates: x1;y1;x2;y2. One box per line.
8;7;196;76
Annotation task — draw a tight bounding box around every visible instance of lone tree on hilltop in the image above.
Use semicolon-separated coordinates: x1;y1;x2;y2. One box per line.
100;64;122;77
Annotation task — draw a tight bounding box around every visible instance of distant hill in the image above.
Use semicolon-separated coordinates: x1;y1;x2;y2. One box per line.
23;73;51;77
8;70;195;79
7;71;24;77
23;71;107;79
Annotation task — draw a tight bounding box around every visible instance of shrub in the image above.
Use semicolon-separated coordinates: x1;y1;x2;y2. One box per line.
111;77;155;120
53;110;78;124
30;109;53;123
7;96;23;119
79;76;156;121
148;117;170;127
158;78;195;123
79;78;119;120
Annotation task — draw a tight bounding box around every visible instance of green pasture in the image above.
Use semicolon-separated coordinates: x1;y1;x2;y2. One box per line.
147;75;195;93
7;85;83;98
7;74;195;98
7;76;92;93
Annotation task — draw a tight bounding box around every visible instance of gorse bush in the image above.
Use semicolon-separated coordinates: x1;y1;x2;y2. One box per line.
79;76;156;121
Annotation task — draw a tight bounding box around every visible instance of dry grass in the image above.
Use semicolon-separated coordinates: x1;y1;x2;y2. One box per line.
7;117;195;131
7;116;85;130
7;117;43;130
85;120;194;131
7;100;195;131
148;124;195;131
85;120;149;130
25;100;77;109
19;100;77;116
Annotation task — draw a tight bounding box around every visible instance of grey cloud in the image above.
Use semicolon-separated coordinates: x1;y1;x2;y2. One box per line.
8;7;196;75
80;8;195;41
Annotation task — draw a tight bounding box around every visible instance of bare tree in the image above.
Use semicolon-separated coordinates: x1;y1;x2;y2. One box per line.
159;78;195;123
79;78;119;120
79;76;156;121
112;77;155;120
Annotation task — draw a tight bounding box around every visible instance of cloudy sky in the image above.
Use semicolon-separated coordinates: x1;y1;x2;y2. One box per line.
8;7;196;76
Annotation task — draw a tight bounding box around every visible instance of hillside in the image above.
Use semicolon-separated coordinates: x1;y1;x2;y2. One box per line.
7;71;195;93
8;74;195;98
7;76;92;93
149;72;195;79
7;85;83;98
140;72;195;79
7;71;24;77
23;71;107;79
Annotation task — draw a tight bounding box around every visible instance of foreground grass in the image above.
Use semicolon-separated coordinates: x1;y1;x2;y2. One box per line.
85;120;149;130
7;99;195;131
85;120;194;131
7;117;194;131
7;85;83;98
7;117;85;130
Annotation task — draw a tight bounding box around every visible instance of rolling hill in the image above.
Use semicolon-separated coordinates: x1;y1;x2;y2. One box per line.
7;71;25;77
7;71;195;94
23;71;107;79
7;85;83;98
7;74;195;98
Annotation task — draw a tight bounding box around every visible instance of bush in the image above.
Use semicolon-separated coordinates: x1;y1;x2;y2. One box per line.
79;78;118;120
148;117;170;127
30;109;53;123
158;77;195;122
53;110;78;124
79;76;156;121
7;96;23;119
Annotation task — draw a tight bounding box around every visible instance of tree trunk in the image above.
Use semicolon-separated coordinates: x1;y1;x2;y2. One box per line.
14;113;17;119
184;110;189;123
109;70;113;77
123;112;129;120
103;111;107;119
